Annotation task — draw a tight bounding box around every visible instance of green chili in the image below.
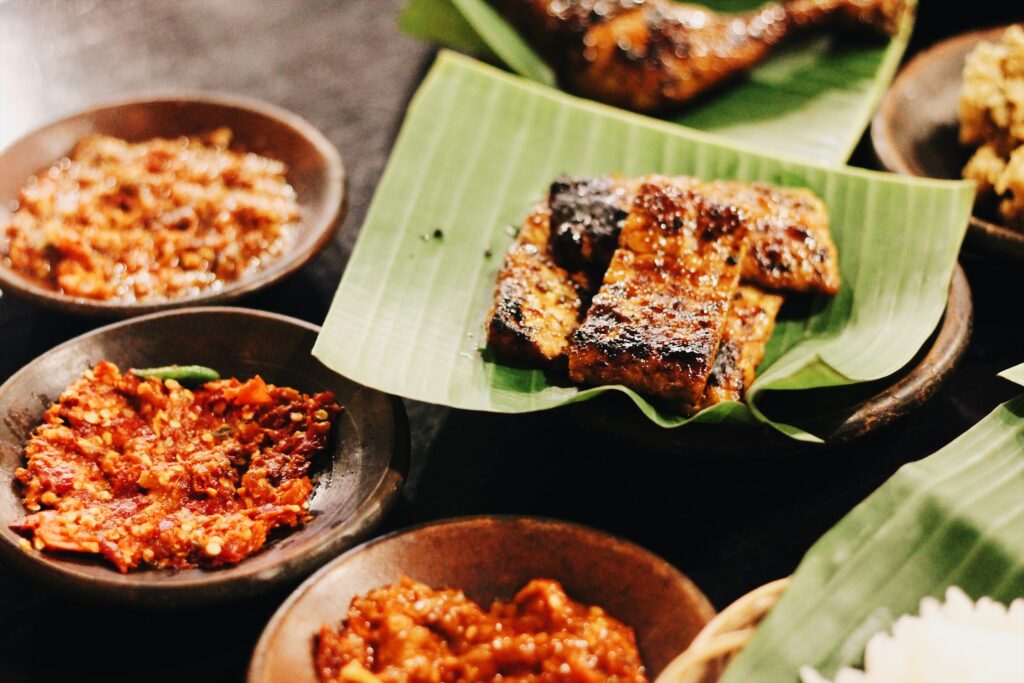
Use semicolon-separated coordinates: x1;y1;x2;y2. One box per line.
130;365;220;386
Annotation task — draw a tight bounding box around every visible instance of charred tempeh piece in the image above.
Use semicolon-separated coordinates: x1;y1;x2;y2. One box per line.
548;175;633;275
486;206;590;367
569;177;749;408
694;179;840;295
697;285;784;410
548;176;840;295
489;0;903;113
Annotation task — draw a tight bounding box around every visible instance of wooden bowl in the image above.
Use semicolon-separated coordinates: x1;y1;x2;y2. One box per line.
0;93;346;315
248;516;716;682
0;307;408;607
568;264;972;457
871;26;1024;261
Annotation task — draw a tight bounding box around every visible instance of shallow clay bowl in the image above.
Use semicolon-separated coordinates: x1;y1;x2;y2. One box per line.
249;516;716;683
0;93;346;316
569;264;972;457
0;307;408;607
872;26;1024;261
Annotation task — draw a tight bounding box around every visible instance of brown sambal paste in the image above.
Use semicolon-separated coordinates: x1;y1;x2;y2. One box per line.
2;128;299;302
11;360;339;572
315;577;649;683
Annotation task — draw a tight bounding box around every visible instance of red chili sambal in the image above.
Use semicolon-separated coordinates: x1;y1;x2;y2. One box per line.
315;577;649;683
11;360;340;572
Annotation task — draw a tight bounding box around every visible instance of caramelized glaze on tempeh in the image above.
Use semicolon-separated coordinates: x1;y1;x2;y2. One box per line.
693;179;840;294
548;176;840;295
548;175;633;275
697;285;784;411
486;206;590;367
568;177;748;407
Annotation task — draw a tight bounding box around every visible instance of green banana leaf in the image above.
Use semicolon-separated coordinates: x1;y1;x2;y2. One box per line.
398;0;915;165
720;391;1024;682
313;52;973;441
1000;363;1024;387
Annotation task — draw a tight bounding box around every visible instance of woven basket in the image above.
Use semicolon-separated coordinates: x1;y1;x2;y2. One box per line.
656;577;790;683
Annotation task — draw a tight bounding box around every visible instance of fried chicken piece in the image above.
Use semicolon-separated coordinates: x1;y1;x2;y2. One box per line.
568;177;748;408
491;0;905;112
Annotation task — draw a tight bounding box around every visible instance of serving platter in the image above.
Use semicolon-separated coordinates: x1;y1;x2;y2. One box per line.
0;93;347;316
0;307;408;607
871;25;1024;262
248;516;716;683
313;52;975;443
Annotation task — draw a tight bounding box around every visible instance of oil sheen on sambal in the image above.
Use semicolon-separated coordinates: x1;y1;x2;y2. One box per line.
11;360;339;572
315;577;649;683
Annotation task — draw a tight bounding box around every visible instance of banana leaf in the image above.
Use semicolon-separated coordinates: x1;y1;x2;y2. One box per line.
720;390;1024;682
313;52;973;441
398;0;915;165
1001;363;1024;387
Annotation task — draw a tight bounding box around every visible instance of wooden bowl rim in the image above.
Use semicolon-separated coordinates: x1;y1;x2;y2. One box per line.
870;25;1024;257
0;306;409;606
0;91;347;317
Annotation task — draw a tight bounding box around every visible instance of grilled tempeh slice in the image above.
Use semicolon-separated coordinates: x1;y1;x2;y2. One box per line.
486;206;590;367
696;285;784;411
693;179;840;295
548;176;840;295
569;177;749;407
548;175;633;275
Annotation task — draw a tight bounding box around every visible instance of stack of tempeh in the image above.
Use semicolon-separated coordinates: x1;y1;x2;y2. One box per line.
487;175;840;414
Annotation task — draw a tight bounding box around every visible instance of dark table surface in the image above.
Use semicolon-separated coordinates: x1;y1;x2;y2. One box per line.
0;1;1021;681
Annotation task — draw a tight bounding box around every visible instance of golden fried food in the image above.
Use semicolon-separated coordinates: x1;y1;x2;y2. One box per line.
959;24;1024;229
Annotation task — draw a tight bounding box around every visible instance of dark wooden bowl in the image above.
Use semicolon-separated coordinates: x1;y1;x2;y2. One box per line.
568;264;972;457
248;516;716;683
0;93;346;315
871;26;1024;261
0;307;408;607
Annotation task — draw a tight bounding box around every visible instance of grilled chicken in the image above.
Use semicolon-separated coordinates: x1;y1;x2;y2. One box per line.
486;206;590;366
490;0;904;112
697;285;783;410
548;175;840;294
568;177;748;408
